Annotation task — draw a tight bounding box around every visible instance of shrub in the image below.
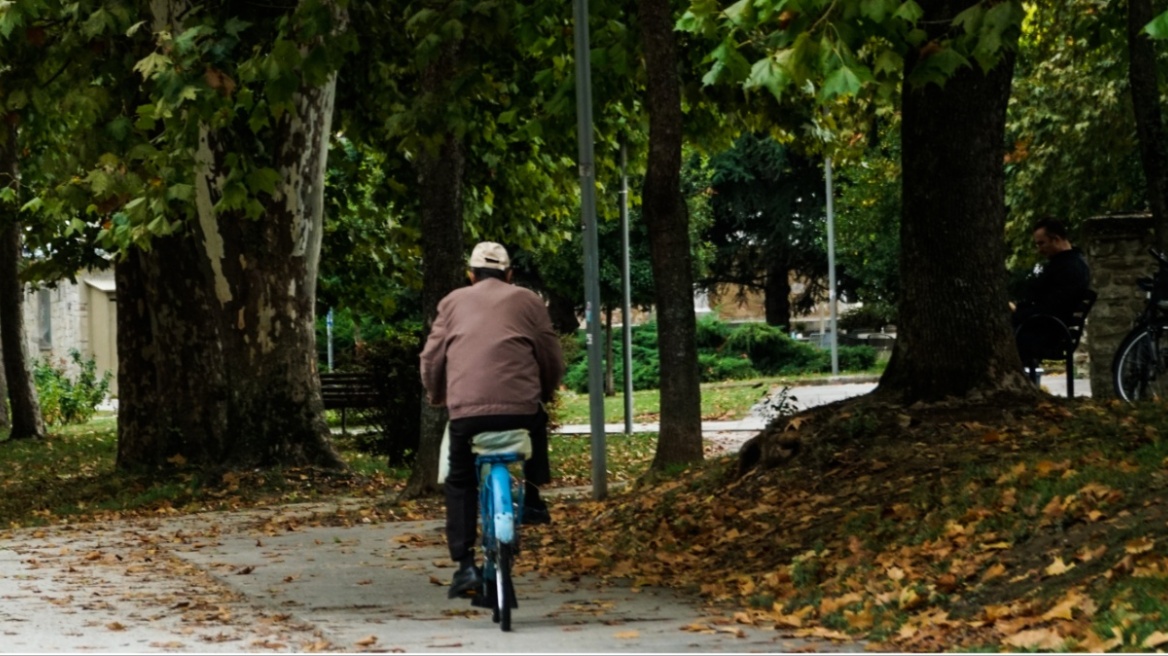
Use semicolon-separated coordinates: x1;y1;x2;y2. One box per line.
33;350;112;426
722;323;821;375
838;345;878;371
695;314;731;349
699;354;758;382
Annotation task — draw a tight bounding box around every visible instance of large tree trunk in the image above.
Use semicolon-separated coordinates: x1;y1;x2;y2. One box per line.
0;337;8;431
1128;0;1168;249
764;262;792;329
403;29;467;497
117;3;344;470
0;121;45;441
638;0;703;468
876;2;1033;403
115;237;232;467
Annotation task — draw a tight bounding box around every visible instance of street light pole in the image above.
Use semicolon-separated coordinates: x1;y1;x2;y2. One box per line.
573;0;606;500
620;142;633;435
825;156;839;376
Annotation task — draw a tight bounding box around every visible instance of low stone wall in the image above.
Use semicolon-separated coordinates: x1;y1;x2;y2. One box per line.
1082;214;1156;399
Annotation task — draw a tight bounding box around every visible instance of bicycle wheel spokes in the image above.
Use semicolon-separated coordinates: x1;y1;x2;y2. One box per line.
1116;330;1168;401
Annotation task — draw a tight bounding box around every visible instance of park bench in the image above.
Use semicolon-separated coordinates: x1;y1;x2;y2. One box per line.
1014;288;1097;397
318;371;382;434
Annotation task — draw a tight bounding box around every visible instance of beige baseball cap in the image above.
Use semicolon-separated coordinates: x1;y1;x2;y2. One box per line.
469;241;510;270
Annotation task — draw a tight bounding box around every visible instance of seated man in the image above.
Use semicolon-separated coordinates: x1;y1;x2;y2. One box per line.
1012;218;1091;371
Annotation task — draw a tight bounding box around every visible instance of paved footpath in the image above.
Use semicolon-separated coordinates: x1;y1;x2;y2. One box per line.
3;377;1088;653
0;500;862;653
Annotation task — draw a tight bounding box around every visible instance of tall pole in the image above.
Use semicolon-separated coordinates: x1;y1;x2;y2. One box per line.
825;156;839;376
574;0;606;500
619;142;634;435
326;307;335;372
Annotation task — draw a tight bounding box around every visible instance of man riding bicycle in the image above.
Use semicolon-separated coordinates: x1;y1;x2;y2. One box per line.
420;242;565;599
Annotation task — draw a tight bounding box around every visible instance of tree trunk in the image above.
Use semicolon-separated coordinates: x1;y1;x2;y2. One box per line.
546;289;581;335
402;32;467;497
115;237;232;467
0;337;8;431
117;3;344;470
764;262;792;329
638;0;703;468
877;4;1033;403
0;121;45;440
1128;0;1168;250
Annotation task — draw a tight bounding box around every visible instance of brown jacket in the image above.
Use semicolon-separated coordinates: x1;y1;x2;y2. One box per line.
420;278;564;419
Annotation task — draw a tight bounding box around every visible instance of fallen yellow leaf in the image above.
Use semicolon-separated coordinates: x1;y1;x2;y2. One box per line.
354;635;378;646
1143;631;1168;649
614;630;640;639
1004;627;1064;650
1124;537;1155;555
1044;557;1074;577
981;563;1007;581
1041;591;1083;621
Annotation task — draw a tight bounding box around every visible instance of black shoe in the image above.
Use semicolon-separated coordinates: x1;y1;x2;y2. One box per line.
522;501;552;525
447;565;482;599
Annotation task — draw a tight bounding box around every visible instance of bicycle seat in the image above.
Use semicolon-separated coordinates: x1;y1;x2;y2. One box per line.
472;429;532;460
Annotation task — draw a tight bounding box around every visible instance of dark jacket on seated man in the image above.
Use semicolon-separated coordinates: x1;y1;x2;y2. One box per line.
1013;219;1091;362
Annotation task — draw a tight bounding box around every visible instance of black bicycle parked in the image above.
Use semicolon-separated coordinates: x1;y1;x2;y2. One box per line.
1112;248;1168;401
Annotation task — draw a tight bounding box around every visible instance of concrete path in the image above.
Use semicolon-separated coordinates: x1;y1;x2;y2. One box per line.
557;375;1092;436
0;502;859;653
5;376;1092;653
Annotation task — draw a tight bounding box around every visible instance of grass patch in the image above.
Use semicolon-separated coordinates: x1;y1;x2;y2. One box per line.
0;414;678;528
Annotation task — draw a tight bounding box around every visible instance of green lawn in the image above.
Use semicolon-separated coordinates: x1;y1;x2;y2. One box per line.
550;371;880;425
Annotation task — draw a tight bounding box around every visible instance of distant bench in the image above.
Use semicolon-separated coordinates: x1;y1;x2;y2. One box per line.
319;372;381;433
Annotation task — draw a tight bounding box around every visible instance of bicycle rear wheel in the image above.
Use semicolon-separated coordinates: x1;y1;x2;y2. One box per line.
1113;328;1168;401
496;542;514;631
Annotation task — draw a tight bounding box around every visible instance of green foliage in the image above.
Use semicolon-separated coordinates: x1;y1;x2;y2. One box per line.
835;127;901;310
1003;0;1149;269
680;0;1024;106
33;350;112;426
562;318;876;392
698;354;759;382
699;134;828;324
695;313;732;349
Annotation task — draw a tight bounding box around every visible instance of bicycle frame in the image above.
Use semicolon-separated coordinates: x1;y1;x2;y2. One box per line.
478;453;524;548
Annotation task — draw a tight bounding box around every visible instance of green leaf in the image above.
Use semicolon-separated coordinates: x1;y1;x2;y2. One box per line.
820;65;865;100
744;57;791;101
952;4;984;34
860;0;896;23
245;168;281;195
703;40;752;85
723;0;752;26
133;52;171;79
225;17;251;36
874;49;903;76
894;0;924;23
1145;10;1168;38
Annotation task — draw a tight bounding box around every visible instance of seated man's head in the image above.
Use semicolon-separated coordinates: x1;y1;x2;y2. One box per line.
469;241;512;283
1033;218;1072;260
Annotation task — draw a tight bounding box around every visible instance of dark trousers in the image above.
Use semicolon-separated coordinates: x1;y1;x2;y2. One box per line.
445;409;549;564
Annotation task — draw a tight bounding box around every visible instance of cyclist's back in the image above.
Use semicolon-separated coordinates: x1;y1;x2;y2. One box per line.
419;241;564;601
425;277;561;419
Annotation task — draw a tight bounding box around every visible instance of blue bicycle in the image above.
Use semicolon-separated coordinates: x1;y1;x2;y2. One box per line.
469;429;530;631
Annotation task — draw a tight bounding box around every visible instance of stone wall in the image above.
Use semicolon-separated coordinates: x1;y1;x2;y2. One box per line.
1082;214;1156;399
